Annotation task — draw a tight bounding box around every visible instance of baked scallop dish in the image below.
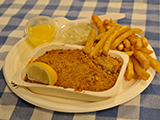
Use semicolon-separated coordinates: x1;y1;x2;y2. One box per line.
24;48;123;92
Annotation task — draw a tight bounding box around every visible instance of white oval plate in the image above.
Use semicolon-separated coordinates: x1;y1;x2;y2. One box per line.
3;15;156;113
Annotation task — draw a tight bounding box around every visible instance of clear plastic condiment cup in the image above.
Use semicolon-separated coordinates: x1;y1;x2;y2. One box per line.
25;16;58;46
59;22;98;45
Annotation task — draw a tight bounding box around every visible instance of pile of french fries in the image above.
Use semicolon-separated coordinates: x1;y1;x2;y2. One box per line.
84;14;160;81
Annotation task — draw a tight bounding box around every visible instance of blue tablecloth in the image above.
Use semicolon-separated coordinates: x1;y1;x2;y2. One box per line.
0;0;160;120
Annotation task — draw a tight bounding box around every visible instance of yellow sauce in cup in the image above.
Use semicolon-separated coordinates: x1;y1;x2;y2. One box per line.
28;24;55;40
25;16;57;46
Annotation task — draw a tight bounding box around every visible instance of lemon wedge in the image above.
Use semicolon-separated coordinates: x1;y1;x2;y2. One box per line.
26;62;57;85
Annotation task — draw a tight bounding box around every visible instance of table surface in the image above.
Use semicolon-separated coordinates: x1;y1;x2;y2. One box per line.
0;0;160;120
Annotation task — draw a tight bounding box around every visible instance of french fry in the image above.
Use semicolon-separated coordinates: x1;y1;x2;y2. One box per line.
84;29;96;54
98;25;106;34
89;25;117;57
125;58;135;80
106;25;112;30
92;14;103;28
103;19;110;25
141;36;149;48
138;47;153;54
103;25;122;55
130;45;135;51
117;43;124;51
104;18;119;30
95;32;105;40
123;39;131;48
128;34;137;45
115;25;131;38
90;14;156;81
111;28;144;49
132;72;139;79
123;47;131;52
131;56;150;80
83;39;87;45
110;18;116;24
134;35;143;49
144;54;160;74
133;50;150;69
103;25;131;55
104;18;117;26
110;18;118;26
128;34;143;50
125;51;134;56
91;14;106;34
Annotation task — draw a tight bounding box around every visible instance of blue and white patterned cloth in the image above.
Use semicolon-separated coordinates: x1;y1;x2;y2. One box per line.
0;0;160;120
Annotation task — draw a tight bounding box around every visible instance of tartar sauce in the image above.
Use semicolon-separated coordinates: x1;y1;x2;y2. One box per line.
60;22;97;45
